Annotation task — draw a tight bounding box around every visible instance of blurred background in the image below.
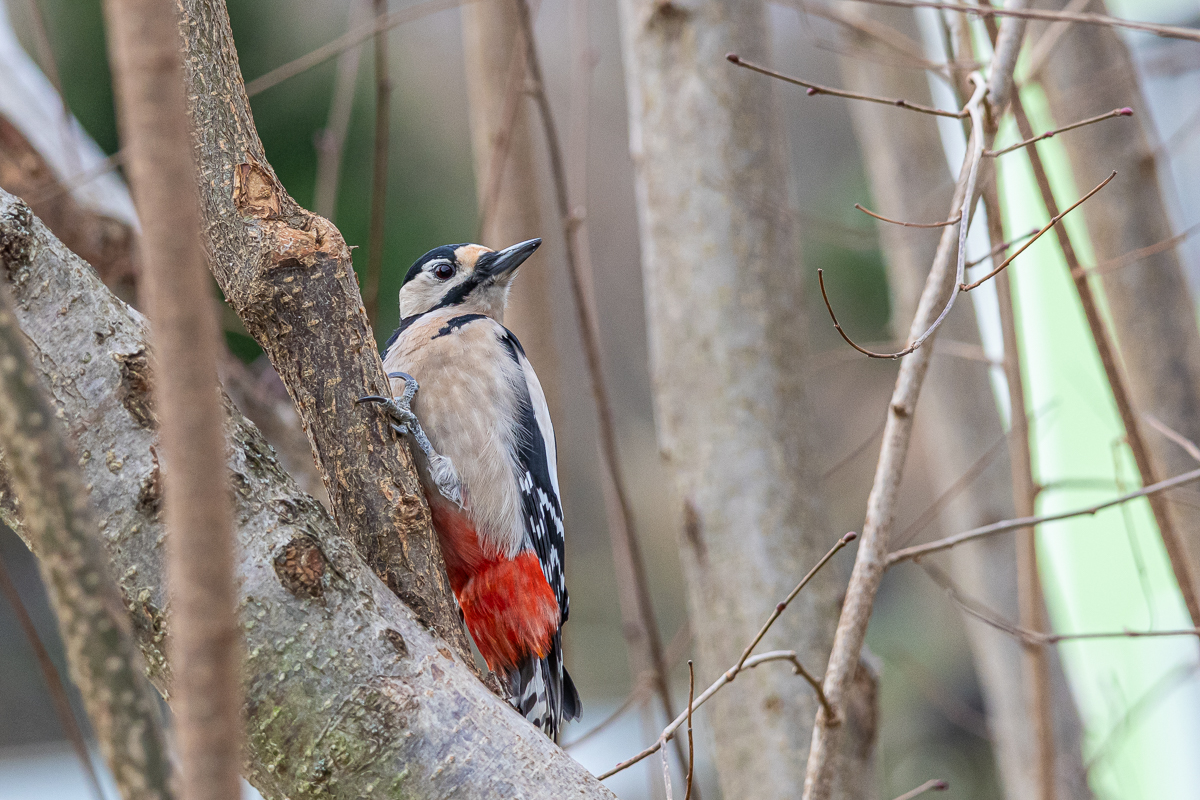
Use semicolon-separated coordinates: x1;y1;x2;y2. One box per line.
2;0;1200;798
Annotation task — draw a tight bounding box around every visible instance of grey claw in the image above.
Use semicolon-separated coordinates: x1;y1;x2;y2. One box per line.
359;377;464;508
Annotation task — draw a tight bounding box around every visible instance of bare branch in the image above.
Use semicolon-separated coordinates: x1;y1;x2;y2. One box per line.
818;74;987;359
685;661;696;800
735;532;857;671
727;53;965;118
854;203;962;228
363;0;392;326
243;0;472;96
801;9;1029;795
961;170;1116;291
844;0;1200;43
891;779;949;800
986;107;1132;157
312;0;369;221
1145;414;1200;463
598;650;829;780
888;466;1200;565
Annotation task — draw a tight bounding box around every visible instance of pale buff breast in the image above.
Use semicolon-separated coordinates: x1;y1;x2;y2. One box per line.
383;309;526;559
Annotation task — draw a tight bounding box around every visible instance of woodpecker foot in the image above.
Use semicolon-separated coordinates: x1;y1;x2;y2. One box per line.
357;372;464;507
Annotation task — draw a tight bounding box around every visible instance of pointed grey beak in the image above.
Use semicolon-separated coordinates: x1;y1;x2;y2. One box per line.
481;238;541;280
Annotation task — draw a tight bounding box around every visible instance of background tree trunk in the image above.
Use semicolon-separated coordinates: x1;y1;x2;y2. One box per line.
461;0;562;418
0;187;618;800
837;9;1092;798
1033;0;1200;579
615;1;876;797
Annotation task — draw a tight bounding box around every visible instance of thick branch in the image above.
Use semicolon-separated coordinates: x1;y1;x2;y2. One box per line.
0;205;173;800
177;0;471;658
0;188;616;799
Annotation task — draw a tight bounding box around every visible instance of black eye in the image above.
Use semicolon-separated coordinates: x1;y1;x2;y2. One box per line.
433;262;455;281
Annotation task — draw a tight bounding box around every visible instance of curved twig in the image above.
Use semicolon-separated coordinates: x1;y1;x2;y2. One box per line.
818;73;987;360
855;203;962;228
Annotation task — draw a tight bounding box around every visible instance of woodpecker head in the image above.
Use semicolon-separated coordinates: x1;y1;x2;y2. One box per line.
398;238;541;321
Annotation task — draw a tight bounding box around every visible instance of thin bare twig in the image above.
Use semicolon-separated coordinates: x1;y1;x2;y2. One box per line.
964;226;1038;268
817;73;987;359
243;0;472;97
1006;91;1200;626
1085;219;1200;277
894;431;1007;549
888;466;1200;565
0;552;104;800
474;23;528;242
597;650;828;780
313;0;369;221
735;532;857;671
685;661;695;800
821;416;887;481
960;170;1116;291
513;0;687;772
563;623;692;750
855;203;962;228
983;177;1055;800
599;532;852;781
1145;414;1200;463
891;779;949;800
986;107;1131;157
1021;0;1093;83
924;561;1200;644
845;0;1200;44
727;53;965;118
363;0;391;326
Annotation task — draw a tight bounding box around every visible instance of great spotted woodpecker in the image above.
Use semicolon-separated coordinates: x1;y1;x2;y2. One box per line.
360;238;581;738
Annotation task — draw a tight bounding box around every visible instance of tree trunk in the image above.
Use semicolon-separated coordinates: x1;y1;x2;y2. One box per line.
461;0;562;418
1033;0;1200;581
175;0;473;660
0;187;617;800
837;9;1092;798
614;2;875;797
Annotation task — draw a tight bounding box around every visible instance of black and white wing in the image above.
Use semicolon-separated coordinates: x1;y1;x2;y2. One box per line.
498;328;581;736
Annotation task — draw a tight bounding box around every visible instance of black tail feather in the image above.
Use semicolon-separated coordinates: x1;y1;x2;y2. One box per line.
509;633;581;739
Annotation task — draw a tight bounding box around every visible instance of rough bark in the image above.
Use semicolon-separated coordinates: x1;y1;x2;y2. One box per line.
0;209;173;800
0;5;328;508
462;0;562;418
836;10;1091;799
615;1;875;797
1034;0;1200;586
103;0;242;795
0;188;617;799
176;0;472;659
